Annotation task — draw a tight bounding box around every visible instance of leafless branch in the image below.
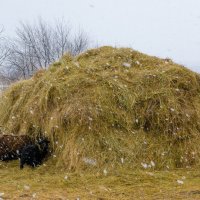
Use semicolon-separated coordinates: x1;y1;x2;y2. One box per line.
3;18;90;81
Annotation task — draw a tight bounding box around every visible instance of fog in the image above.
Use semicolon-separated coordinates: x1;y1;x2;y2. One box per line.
0;0;199;72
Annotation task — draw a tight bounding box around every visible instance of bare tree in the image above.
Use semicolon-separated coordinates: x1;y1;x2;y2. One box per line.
5;19;90;80
0;27;11;89
0;27;9;67
71;30;89;55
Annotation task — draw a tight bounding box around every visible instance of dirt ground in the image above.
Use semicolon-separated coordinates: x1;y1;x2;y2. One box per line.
1;161;200;200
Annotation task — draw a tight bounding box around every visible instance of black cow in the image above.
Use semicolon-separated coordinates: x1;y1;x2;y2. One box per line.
20;138;50;169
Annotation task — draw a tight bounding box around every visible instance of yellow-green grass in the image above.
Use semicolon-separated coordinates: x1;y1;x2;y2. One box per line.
1;161;200;199
0;46;200;171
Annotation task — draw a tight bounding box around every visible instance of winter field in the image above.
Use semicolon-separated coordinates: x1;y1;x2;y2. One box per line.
1;161;200;199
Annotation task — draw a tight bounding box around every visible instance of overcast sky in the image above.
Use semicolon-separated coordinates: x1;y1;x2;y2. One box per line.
0;0;200;73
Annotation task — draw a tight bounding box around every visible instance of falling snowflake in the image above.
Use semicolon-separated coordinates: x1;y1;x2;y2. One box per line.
32;193;37;198
150;161;155;167
0;193;4;197
74;62;80;68
141;163;148;169
186;114;190;118
24;185;30;190
82;157;97;166
122;62;131;68
146;172;154;176
103;169;108;176
135;61;140;65
177;180;184;185
88;117;93;121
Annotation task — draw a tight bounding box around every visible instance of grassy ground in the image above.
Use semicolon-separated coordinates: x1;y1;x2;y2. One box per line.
1;161;200;199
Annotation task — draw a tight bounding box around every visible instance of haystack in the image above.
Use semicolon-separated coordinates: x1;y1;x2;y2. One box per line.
0;46;200;171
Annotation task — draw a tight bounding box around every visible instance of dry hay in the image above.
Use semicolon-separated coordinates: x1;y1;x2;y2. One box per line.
0;46;200;171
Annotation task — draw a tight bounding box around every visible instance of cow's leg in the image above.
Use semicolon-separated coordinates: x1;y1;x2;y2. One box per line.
20;158;24;169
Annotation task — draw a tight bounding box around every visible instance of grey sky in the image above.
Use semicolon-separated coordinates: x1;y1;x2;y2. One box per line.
0;0;200;73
